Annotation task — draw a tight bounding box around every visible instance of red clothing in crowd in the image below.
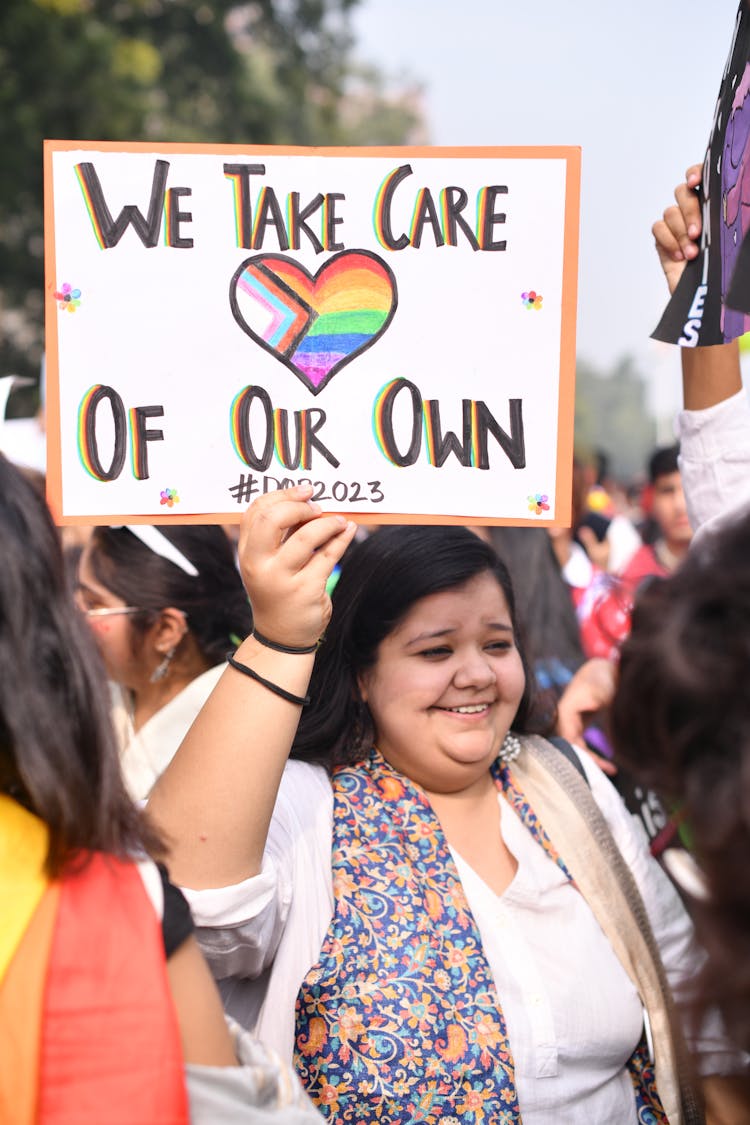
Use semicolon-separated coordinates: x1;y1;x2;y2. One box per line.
619;544;670;594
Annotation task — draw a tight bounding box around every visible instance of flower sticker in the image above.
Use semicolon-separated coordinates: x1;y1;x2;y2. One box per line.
527;493;550;515
521;290;543;310
53;282;81;312
160;487;180;507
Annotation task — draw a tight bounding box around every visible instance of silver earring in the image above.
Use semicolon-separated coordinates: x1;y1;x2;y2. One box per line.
498;732;522;764
150;646;176;684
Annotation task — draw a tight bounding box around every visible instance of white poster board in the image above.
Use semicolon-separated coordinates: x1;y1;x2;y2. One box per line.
44;142;580;526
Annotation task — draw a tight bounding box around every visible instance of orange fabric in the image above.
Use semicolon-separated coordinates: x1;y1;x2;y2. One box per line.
0;884;60;1125
0;795;50;982
38;854;189;1125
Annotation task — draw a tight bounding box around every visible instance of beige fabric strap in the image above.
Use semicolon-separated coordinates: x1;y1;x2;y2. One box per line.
511;735;704;1125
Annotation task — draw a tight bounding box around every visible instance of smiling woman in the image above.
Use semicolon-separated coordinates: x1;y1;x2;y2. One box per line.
288;523;537;770
148;488;722;1124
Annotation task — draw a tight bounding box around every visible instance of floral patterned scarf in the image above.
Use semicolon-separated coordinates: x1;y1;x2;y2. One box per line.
294;747;667;1123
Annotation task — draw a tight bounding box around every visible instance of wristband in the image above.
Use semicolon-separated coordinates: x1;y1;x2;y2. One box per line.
252;628;319;655
227;654;310;706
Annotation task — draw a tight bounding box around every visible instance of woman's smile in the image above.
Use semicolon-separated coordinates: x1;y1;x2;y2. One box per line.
435;702;494;714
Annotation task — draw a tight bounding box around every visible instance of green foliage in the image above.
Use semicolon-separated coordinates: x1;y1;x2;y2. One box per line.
0;0;423;397
574;355;657;481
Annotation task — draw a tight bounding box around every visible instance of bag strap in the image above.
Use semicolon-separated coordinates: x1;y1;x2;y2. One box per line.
546;735;589;785
517;735;704;1125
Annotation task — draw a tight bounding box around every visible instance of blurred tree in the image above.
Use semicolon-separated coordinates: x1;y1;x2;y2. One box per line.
338;64;428;145
0;0;424;403
574;355;657;481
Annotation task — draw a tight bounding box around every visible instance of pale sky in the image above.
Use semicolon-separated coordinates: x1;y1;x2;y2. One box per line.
352;0;741;428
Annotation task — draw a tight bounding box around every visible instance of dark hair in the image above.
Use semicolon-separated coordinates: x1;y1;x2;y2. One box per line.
611;513;750;1053
594;449;610;486
487;527;585;721
87;525;253;664
648;443;680;484
0;454;158;875
292;525;540;768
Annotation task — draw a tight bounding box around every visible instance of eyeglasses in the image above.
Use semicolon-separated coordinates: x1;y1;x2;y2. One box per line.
81;605;142;618
74;585;142;618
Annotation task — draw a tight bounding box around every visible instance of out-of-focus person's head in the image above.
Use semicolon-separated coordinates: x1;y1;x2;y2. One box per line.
648;444;680;485
78;525;252;690
0;454;152;873
611;512;750;1052
646;444;692;551
594;448;610;487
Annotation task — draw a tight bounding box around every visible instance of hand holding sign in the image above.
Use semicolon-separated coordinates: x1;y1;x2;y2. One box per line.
653;2;750;345
652;165;702;296
237;484;356;649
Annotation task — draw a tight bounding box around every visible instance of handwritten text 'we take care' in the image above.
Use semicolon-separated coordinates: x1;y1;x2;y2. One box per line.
75;160;509;253
71;158;526;490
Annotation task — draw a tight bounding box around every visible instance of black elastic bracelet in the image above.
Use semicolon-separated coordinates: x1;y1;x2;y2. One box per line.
227;654;310;706
252;628;319;655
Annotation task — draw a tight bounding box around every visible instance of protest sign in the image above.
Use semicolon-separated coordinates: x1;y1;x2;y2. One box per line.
653;1;750;345
44;142;579;525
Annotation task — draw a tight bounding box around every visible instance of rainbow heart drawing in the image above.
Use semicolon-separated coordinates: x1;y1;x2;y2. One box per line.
229;249;398;396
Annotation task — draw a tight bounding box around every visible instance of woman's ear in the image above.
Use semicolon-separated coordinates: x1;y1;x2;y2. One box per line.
356;670;369;704
152;607;188;655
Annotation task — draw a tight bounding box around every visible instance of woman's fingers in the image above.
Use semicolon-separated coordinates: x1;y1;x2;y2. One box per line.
237;486;327;606
656;203;696;260
652;220;684;296
685;162;702;190
247;517;356;646
299;518;357;584
674;180;702;242
239;484;321;557
653;163;703;295
239;486;356;573
235;487;357;646
279;513;355;572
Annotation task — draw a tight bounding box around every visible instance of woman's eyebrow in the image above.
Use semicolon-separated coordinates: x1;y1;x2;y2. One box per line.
405;627;456;646
405;622;513;646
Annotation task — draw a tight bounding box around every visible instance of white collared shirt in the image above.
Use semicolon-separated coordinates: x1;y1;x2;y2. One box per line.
450;798;641;1122
185;750;736;1122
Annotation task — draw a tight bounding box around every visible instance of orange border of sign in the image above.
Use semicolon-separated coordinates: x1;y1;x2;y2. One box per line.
44;141;579;528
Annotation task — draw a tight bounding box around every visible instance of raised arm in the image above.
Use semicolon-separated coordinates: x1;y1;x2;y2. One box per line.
147;485;356;890
653;163;742;408
652;164;750;536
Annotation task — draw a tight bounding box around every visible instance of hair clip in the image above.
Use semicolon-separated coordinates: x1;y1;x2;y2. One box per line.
111;525;199;577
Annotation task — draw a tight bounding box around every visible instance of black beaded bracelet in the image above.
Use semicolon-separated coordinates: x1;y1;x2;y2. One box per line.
252;628;319;655
226;654;310;706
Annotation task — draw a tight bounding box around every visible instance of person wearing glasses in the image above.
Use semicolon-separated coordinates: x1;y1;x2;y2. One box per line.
76;524;253;801
0;453;320;1123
